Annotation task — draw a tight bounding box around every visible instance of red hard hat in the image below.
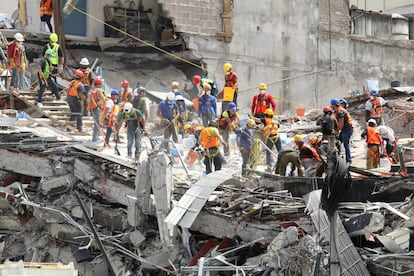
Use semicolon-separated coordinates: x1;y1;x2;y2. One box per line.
192;75;201;85
323;106;332;113
94;77;103;85
120;80;129;87
75;70;84;78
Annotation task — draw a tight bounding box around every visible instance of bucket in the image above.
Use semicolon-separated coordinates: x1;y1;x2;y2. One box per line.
391;81;401;87
295;108;305;116
184;150;198;167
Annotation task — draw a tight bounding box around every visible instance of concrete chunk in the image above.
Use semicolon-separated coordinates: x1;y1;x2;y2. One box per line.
129;230;146;247
41;174;76;195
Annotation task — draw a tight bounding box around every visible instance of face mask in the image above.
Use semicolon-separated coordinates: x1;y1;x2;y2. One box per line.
259;90;265;95
205;90;211;96
167;100;174;105
370;96;374;100
225;72;231;75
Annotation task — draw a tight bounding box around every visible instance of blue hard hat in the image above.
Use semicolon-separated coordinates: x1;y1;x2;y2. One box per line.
339;99;348;108
370;89;378;96
330;98;340;106
228;102;236;110
111;89;120;96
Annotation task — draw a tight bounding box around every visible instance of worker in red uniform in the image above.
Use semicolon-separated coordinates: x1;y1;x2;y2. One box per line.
251;83;276;118
221;63;238;111
7;33;25;89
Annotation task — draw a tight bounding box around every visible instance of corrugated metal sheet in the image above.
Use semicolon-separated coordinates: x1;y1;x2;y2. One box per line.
165;171;232;228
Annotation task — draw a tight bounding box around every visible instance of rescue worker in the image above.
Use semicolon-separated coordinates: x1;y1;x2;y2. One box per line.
218;102;239;156
120;80;133;104
221;63;238;110
263;119;281;172
184;123;204;142
331;98;353;165
339;99;348;109
198;83;217;127
67;70;86;132
40;0;53;32
7;33;26;89
235;118;255;177
157;92;180;149
118;102;144;160
309;134;328;177
79;57;94;116
294;134;321;177
193;74;219;97
42;33;64;82
198;120;226;175
365;89;394;125
275;147;304;177
37;49;60;106
376;124;397;163
251;83;276;118
87;77;105;142
132;86;149;123
316;106;337;152
102;90;120;146
175;94;188;135
171;81;187;110
361;119;383;169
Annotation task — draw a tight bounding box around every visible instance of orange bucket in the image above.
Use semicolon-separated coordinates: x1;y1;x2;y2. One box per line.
184;150;198;166
296;108;305;116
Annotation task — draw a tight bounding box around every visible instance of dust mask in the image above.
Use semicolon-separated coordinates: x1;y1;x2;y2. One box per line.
370;96;374;100
172;89;178;93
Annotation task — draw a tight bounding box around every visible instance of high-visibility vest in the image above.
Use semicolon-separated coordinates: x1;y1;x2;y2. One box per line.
335;105;353;128
67;80;81;97
40;0;53;17
370;97;382;118
81;68;91;85
87;87;102;110
366;126;382;145
42;58;51;79
47;43;60;65
200;127;220;149
264;122;278;136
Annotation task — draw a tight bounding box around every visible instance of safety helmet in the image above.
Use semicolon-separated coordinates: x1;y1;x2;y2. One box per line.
175;95;184;101
111;89;120;96
14;33;24;42
171;81;179;89
45;49;54;56
370;89;378;96
259;83;267;90
183;124;192;132
49;33;58;42
79;57;90;66
203;83;212;91
192;75;201;85
209;120;218;127
368;119;377;125
120;80;129;88
264;108;274;116
75;70;84;78
330;98;340;106
293;134;304;142
323;106;332;113
166;92;175;101
138;86;146;93
340;99;348;108
309;136;321;146
124;103;133;113
223;63;232;72
94;77;103;85
228;102;237;110
247;118;256;128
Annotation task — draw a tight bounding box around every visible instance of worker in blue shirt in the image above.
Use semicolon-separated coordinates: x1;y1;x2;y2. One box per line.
235;118;256;177
157;92;180;149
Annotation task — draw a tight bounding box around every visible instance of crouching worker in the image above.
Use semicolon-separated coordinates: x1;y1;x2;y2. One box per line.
275;147;304;177
118;102;144;160
294;134;322;177
235;118;255;177
199;120;227;175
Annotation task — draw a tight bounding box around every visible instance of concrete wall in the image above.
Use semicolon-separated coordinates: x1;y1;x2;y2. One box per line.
351;10;392;39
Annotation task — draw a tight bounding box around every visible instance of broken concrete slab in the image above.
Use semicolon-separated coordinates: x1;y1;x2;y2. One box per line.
93;206;129;232
129;230;146;248
0;148;54;177
40;174;76;196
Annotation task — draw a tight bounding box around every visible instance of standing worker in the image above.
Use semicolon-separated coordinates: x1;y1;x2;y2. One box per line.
87;77;105;142
118;102;144;160
251;83;276;118
365;89;394;125
102;90;120;147
316;106;337;152
67;70;86;132
198;83;217;127
37;49;60;106
79;57;94;116
199;121;226;175
263;119;281;172
7;33;25;89
132;86;149;123
361;119;383;169
235;118;255;177
221;63;238;111
193;74;219;97
218;102;239;156
42;33;64;82
40;0;53;33
331;98;353;165
157;92;180;149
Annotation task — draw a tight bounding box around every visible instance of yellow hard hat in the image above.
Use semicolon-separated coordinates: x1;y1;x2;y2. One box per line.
171;81;179;89
223;63;232;72
264;109;274;116
247;119;255;128
183;124;191;132
294;134;303;142
50;33;58;42
203;83;211;91
259;83;267;90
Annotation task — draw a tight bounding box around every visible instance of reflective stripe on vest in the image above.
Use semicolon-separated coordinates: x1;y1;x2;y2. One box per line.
40;0;53;16
47;43;60;65
87;88;99;110
67;81;81;97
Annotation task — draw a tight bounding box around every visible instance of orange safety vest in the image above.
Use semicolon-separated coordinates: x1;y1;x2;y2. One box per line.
200;127;220;149
264;122;279;136
81;68;91;85
219;110;238;130
264;117;273;126
121;89;132;103
40;0;53;17
335;105;353;128
86;87;101;110
67;80;82;97
224;72;238;88
366;126;382;145
370;97;382;118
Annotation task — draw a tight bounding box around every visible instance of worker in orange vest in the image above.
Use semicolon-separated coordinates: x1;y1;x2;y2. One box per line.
40;0;53;33
294;134;321;177
87;77;105;142
67;70;86;132
361;119;383;169
218;102;239;156
101;90;120;146
365;89;394;125
79;57;94;116
263;119;281;172
198;120;227;174
331;98;353;165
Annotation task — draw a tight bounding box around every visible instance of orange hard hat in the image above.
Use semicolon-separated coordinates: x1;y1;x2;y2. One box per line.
75;70;84;78
193;75;201;85
120;80;129;87
94;77;103;85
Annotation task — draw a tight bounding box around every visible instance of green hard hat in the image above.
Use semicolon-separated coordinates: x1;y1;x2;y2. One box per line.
45;49;55;56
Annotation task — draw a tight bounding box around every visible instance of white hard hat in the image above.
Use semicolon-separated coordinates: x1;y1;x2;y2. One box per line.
167;92;175;101
14;33;24;42
175;95;184;101
80;57;90;66
368;119;377;125
124;103;133;113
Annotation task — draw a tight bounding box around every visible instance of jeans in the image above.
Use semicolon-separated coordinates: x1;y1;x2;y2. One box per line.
11;68;18;88
67;95;83;131
90;108;101;142
127;128;142;157
221;129;230;155
338;126;353;163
